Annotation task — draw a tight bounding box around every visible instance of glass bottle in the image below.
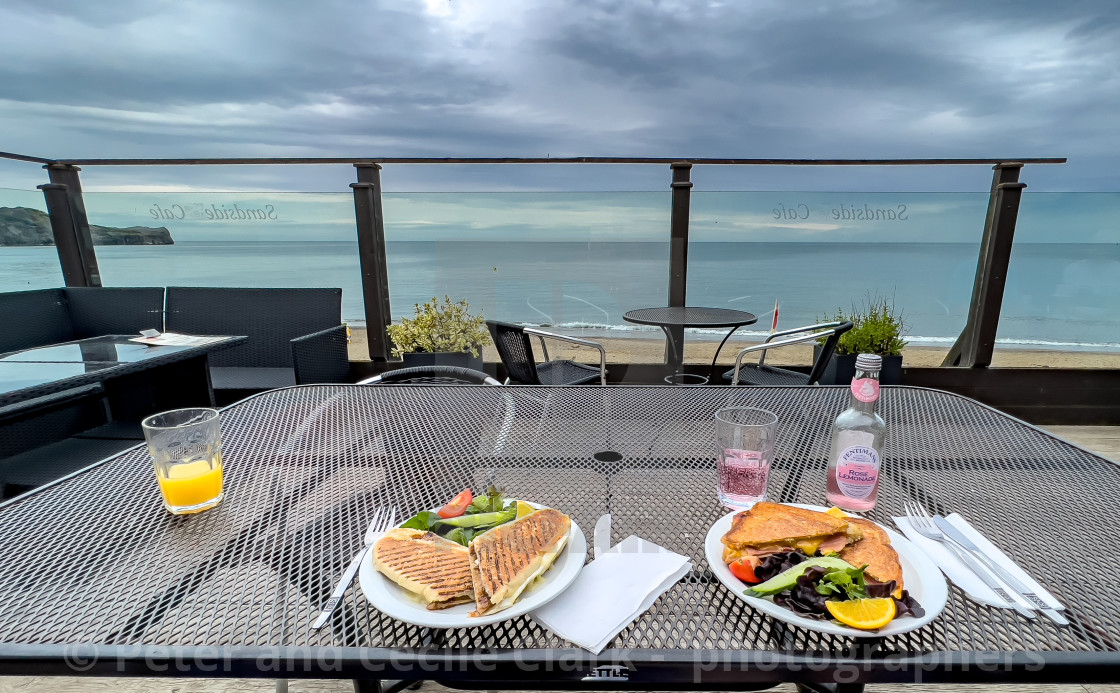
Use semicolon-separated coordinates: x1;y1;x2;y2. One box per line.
825;353;887;511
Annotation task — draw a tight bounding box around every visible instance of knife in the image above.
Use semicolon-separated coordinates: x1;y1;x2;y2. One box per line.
934;516;1068;627
593;513;612;559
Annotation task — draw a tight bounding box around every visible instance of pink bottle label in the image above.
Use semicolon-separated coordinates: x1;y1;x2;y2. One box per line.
834;446;879;499
851;378;880;403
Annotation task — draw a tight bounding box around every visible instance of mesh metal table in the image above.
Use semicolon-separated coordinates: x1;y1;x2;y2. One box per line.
0;384;1118;687
623;306;758;383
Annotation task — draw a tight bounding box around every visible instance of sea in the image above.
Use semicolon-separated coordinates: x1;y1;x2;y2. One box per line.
2;240;1119;350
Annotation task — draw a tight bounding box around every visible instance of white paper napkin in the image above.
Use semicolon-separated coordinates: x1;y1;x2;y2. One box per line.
531;535;692;653
893;513;1063;610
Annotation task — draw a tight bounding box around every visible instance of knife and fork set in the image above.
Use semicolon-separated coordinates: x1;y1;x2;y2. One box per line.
902;500;1067;626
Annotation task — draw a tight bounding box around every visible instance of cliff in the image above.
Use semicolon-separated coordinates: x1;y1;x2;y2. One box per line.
0;207;174;246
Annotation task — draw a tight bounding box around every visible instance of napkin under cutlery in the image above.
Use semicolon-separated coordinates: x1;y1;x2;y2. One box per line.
894;513;1063;611
532;535;691;653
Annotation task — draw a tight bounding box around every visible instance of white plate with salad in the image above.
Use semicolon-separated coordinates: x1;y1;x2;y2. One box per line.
358;487;587;628
704;504;947;637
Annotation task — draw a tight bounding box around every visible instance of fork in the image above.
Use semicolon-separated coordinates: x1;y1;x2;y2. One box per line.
903;500;1036;620
312;506;397;630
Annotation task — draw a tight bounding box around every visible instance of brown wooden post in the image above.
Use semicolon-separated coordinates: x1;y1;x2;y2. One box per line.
942;163;1026;367
351;163;393;361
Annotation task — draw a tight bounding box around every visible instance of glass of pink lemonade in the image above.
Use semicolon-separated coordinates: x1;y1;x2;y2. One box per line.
714;407;779;509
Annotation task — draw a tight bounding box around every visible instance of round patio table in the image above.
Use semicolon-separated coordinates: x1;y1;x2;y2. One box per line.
623;306;757;384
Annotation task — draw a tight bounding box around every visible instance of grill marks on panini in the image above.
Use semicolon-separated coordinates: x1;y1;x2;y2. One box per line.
389;548;474;598
476;510;564;596
373;529;475;608
377;508;572;617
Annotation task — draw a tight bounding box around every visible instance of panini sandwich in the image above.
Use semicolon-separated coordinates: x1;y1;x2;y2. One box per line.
721;502;862;564
838;517;904;596
373;528;476;609
468;508;571;617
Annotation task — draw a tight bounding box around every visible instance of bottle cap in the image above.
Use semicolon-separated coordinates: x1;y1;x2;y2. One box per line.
855;353;882;371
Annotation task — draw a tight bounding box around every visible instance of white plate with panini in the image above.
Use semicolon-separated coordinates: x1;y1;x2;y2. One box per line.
359;500;587;628
704;503;947;637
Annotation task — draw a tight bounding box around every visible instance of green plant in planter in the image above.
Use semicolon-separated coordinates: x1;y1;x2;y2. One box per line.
823;295;907;356
387;296;490;359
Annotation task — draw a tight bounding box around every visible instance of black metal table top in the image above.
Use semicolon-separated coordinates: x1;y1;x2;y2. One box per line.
623;306;758;328
0;384;1118;686
0;335;247;407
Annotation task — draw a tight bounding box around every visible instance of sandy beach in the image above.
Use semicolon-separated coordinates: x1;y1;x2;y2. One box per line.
347;327;1120;369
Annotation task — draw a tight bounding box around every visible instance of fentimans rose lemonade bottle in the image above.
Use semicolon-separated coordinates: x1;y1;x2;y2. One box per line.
826;353;887;511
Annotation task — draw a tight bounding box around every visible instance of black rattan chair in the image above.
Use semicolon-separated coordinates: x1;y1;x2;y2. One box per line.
723;321;854;386
65;287;165;337
0;287;165;355
486;321;606;385
0;289;74;354
291;325;351;385
166;287;346;393
0;383;138;500
358;366;501;385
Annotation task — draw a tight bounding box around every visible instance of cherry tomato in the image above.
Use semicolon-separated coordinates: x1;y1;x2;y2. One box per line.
729;558;761;583
437;488;474;518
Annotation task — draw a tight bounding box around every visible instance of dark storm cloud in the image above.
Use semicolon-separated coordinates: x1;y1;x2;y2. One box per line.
0;1;501;110
0;0;1116;192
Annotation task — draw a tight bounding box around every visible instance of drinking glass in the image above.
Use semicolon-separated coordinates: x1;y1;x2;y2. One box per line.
142;408;224;515
715;407;779;509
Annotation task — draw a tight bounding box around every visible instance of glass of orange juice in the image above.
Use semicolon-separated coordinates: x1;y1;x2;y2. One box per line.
141;408;224;515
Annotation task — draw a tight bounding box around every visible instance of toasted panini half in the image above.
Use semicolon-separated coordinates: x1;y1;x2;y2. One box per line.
468;508;571;617
838;517;904;596
721;502;860;563
373;528;475;610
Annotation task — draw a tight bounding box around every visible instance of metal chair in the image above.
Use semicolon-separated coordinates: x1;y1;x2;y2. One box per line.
486;321;607;385
724;321;854;386
358;365;501;385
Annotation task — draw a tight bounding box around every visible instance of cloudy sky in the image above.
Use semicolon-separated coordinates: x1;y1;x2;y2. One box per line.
0;0;1116;195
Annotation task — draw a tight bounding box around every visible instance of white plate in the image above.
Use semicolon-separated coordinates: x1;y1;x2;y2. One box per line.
359;502;587;628
704;503;947;637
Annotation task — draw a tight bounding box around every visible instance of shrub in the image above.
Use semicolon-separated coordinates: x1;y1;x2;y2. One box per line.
823;295;907;357
387;296;490;358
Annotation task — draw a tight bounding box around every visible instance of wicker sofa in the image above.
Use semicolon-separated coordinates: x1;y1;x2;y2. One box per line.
0;286;350;498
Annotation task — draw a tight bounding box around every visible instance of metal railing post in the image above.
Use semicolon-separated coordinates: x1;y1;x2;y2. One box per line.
351;163;393;362
942;162;1026;367
37;183;99;287
40;164;101;287
667;162;693;364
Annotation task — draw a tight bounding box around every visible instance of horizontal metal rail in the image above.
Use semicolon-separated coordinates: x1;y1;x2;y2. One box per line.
0;152;1068;166
0;151;56;164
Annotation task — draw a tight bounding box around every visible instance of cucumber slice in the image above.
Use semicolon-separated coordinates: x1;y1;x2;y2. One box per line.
746;556;856;596
435;507;516;528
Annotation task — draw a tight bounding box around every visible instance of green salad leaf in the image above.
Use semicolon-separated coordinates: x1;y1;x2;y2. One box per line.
814;564;870;601
398;486;518;547
399;510;441;531
469;485;506;514
443;527;475;545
